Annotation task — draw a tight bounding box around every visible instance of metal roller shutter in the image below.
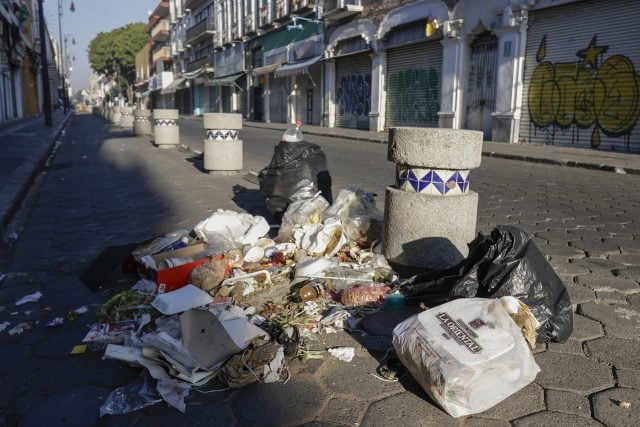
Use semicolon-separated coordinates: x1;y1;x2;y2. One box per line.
269;75;288;123
520;0;640;151
385;41;443;128
295;62;322;125
335;52;372;130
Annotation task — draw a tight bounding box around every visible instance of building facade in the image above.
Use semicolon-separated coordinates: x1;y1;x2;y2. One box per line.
149;1;175;109
159;0;640;151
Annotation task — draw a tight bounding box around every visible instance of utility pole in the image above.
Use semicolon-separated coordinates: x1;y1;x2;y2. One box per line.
38;0;52;126
57;0;75;113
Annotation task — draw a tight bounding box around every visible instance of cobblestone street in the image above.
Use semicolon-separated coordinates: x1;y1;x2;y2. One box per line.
0;113;639;426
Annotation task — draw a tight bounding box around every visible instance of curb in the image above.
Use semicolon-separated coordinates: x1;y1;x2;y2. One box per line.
243;122;639;175
0;113;73;234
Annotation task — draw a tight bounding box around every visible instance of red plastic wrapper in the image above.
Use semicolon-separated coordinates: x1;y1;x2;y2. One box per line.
340;283;390;308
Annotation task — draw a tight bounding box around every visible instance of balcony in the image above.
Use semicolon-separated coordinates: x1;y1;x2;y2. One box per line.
186;56;211;73
244;15;256;35
151;1;170;18
323;0;362;21
151;19;170;42
259;3;273;28
186;16;215;45
152;46;172;63
184;0;207;11
291;0;315;13
274;0;289;21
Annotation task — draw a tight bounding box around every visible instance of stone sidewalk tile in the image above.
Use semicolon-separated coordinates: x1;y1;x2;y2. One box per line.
584;338;640;371
534;352;614;394
513;410;605;426
592;387;640;427
545;389;592;417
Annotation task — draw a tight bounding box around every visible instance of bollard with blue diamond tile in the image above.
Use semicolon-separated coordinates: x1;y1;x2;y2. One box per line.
153;109;180;148
120;106;134;130
203;113;243;174
383;128;483;270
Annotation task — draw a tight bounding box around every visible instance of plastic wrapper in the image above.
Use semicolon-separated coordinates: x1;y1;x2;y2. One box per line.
278;184;330;241
393;297;540;417
402;226;573;343
99;372;162;417
322;188;383;244
340;283;390;308
258;140;333;218
193;210;269;250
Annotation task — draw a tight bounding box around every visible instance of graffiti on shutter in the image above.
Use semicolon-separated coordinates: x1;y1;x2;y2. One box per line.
527;36;640;149
336;73;371;128
387;68;440;126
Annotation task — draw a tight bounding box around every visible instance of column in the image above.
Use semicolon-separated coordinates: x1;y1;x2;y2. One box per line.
369;50;386;132
324;59;335;128
438;29;467;130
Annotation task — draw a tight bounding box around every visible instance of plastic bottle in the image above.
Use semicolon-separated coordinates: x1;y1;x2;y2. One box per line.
323;267;373;292
282;121;304;142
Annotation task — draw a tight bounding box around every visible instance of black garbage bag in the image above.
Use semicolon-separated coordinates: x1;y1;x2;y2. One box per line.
258;140;333;219
403;226;573;343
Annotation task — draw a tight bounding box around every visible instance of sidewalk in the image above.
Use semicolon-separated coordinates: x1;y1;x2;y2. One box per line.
242;120;640;175
0;111;71;233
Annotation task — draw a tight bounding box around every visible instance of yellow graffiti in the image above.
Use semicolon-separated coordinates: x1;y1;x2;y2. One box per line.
528;36;640;148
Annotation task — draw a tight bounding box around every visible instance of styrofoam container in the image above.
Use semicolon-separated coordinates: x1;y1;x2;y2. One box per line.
151;285;213;315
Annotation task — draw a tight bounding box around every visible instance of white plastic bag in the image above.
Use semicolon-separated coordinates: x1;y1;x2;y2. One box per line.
193;210;269;250
392;297;540;417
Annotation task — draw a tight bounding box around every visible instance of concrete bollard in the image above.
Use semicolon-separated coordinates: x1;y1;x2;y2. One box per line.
153;109;180;148
383;128;483;271
133;109;153;136
120;106;134;130
111;106;122;125
202;113;243;174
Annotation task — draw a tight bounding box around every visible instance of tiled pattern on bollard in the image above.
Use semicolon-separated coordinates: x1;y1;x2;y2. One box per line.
152;109;180;148
203;113;243;172
383;128;483;270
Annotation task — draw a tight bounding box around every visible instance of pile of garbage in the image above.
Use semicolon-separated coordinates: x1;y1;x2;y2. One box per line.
83;184;572;418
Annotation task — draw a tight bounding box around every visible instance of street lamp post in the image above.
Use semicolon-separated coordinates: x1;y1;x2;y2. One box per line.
58;0;75;114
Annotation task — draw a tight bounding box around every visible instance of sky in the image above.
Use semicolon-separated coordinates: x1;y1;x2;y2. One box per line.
43;0;159;92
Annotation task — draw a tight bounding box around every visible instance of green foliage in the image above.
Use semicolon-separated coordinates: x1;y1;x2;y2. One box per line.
88;22;148;91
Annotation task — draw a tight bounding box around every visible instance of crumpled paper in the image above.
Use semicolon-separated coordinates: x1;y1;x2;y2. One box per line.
15;291;43;306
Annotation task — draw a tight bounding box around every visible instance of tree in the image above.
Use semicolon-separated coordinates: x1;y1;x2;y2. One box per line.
88;22;148;99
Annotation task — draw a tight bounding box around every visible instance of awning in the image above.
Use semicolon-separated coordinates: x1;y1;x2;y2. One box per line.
140;90;151;98
161;77;186;94
252;62;283;76
274;56;322;78
206;73;244;90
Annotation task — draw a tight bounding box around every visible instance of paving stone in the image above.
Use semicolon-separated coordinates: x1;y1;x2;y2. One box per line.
136;401;238;426
571;314;605;341
317;355;404;402
0;374;27;407
575;275;640;294
569;240;622;257
534;230;570;242
317;397;365;426
609;253;640;266
233;377;327;426
360;391;458;427
564;282;597;306
477;382;545;421
613;266;640;281
545;389;591;417
616;240;640;255
513;410;604;426
596;291;629;304
616;369;640;389
534;352;614;394
20;385;110;427
547;338;584;356
13;393;45;415
548;260;590;276
571;258;628;275
592;387;640;427
538;244;585;260
578;302;640;339
0;344;30;374
31;327;88;359
357;308;421;337
460;418;510;426
628;293;640;310
584;338;640;370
